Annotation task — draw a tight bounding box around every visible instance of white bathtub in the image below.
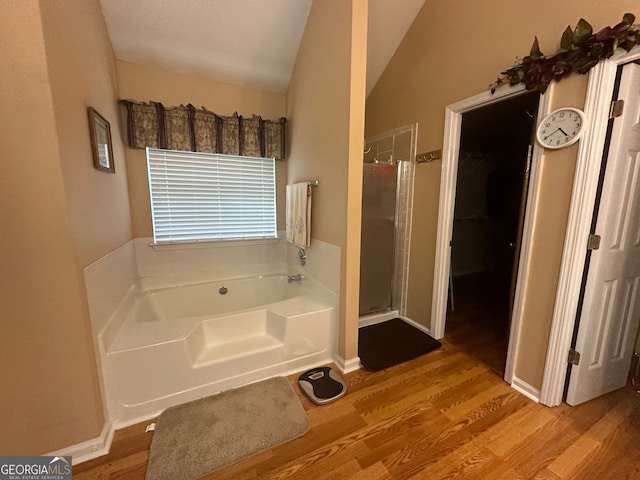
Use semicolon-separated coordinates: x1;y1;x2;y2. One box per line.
101;274;334;426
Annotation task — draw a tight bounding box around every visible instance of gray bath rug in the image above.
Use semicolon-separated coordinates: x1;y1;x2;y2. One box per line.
145;377;310;480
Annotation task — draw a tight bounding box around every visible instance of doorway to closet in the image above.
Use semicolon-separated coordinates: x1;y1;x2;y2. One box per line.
445;91;540;375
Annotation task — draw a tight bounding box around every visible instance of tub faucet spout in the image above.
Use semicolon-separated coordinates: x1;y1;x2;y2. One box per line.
287;274;304;283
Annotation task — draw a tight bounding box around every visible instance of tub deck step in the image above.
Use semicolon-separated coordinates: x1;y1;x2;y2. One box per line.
193;334;284;367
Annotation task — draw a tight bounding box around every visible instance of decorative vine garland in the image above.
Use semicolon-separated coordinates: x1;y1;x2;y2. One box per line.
490;13;640;94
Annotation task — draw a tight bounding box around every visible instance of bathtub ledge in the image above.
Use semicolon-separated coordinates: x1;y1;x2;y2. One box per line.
191;335;284;367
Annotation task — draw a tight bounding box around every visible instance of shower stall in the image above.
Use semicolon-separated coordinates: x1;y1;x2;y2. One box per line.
359;125;417;317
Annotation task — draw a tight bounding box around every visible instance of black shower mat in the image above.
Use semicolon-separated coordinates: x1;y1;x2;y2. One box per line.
358;318;442;371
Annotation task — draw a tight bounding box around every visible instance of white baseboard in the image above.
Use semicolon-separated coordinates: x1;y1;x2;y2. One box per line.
334;354;361;373
47;421;114;466
511;376;541;403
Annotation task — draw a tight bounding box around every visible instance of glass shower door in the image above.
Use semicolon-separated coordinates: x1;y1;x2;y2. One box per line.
359;162;398;315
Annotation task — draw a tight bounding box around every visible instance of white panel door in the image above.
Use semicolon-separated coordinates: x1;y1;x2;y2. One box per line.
566;62;640;405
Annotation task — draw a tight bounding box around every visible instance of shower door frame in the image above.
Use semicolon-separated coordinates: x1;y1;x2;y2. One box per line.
360;124;418;318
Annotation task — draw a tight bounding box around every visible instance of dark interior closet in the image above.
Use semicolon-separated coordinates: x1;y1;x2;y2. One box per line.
445;91;540;374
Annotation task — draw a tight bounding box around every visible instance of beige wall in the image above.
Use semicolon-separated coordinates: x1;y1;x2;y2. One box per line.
287;0;368;360
515;75;587;386
116;61;288;237
40;0;131;268
0;0;128;454
365;0;637;389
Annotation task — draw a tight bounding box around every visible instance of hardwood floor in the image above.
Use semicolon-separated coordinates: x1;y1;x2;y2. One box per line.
73;340;640;479
445;271;512;374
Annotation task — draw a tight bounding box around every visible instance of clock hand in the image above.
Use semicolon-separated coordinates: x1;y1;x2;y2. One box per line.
544;128;560;140
559;127;568;136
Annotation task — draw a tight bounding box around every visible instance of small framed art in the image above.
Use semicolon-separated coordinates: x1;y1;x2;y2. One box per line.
88;107;115;173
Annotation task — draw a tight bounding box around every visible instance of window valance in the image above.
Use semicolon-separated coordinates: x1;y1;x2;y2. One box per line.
120;100;287;160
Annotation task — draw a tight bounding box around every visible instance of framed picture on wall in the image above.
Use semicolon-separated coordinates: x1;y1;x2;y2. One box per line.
88;107;115;173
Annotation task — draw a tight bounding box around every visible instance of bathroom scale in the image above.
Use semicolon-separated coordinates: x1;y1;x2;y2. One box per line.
298;366;347;405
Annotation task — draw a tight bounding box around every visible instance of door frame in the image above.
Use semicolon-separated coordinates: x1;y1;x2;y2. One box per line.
432;84;551;389
540;46;640;406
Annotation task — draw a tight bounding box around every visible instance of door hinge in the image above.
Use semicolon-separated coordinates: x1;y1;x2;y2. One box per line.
610;99;624;119
587;234;601;250
568;349;581;365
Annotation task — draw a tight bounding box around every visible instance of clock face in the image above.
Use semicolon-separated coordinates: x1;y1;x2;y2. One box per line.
536;107;586;149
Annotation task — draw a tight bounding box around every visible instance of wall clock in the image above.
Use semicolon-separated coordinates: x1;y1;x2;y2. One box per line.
536;107;587;149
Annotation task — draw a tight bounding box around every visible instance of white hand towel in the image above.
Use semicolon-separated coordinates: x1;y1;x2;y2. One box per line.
286;182;312;247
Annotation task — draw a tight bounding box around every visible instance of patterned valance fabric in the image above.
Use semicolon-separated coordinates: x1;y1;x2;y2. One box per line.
120;100;286;160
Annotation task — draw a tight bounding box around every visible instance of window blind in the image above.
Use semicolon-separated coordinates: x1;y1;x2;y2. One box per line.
147;148;277;244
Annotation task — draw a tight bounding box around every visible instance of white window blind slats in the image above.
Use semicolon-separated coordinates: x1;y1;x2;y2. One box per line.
149;188;273;196
147;148;277;244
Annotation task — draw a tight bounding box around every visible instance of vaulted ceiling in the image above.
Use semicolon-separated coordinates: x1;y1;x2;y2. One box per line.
99;0;425;96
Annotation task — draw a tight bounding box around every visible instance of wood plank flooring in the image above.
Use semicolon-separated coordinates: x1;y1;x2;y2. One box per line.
73;341;640;479
446;271;511;374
